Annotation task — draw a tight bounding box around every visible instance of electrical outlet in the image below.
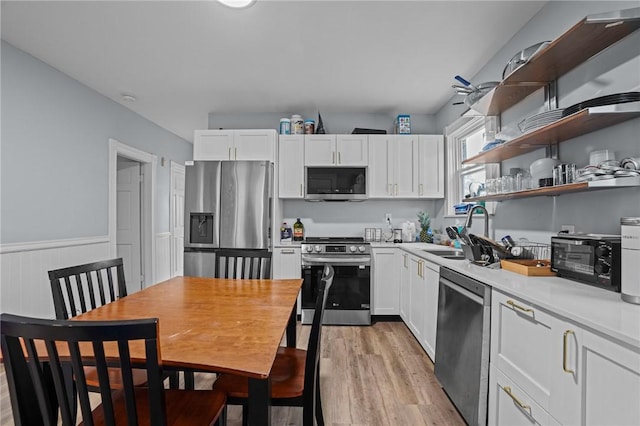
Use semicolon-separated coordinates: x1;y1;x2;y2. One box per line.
561;224;575;233
384;213;392;224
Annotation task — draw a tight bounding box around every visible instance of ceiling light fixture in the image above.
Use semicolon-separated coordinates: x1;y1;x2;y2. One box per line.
217;0;256;9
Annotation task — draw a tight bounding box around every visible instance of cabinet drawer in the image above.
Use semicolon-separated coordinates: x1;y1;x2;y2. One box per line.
491;291;553;410
489;365;551;426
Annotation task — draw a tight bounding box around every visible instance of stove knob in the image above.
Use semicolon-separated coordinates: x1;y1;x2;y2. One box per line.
305;246;313;253
358;246;366;252
314;245;322;253
349;245;357;253
595;245;610;258
595;259;610;275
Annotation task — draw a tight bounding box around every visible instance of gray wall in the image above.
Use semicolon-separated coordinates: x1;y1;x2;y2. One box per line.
1;41;193;244
435;1;640;236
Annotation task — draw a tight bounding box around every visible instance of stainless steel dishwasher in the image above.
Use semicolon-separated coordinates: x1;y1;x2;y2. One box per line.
434;267;491;426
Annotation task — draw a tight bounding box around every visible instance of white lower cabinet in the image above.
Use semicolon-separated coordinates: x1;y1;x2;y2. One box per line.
399;252;410;322
490;289;640;425
372;247;399;315
421;260;439;361
398;251;439;361
272;247;302;314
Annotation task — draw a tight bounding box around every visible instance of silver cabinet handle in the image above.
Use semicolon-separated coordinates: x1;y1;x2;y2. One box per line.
419;184;424;196
389;184;393;196
300;183;303;196
235;147;237;160
338;152;341;164
228;147;232;160
280;249;296;254
332;152;336;164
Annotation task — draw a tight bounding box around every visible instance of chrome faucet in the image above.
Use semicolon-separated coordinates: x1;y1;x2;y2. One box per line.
464;204;489;238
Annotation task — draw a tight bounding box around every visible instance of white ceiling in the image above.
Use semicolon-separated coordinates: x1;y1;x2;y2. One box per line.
1;0;547;142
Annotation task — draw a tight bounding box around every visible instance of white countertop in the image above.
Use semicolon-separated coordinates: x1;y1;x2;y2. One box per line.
398;244;640;349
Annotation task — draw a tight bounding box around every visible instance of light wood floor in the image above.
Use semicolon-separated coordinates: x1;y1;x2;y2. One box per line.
0;321;464;426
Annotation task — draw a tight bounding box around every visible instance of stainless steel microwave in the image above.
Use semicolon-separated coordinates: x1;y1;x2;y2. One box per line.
305;167;367;201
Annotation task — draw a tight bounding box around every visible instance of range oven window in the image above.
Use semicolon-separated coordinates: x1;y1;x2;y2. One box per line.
302;264;370;310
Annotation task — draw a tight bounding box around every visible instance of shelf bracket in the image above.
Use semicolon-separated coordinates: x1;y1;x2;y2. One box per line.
545;80;558;111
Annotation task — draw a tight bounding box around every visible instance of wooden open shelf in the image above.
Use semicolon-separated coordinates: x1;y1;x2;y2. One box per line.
468;7;640;115
466;176;640;202
463;103;640;165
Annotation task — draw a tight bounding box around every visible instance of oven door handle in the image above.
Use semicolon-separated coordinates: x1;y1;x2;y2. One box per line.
302;256;371;266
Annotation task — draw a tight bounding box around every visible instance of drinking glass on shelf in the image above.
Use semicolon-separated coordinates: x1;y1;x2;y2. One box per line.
501;175;514;193
516;170;532;191
485;178;497;195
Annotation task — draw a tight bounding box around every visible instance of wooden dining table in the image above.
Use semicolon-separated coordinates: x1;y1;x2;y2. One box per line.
73;275;303;426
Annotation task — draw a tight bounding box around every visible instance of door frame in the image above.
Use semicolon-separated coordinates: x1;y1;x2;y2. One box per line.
169;160;185;277
108;138;157;286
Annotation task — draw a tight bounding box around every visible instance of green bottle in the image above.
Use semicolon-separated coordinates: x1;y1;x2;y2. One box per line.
293;218;304;241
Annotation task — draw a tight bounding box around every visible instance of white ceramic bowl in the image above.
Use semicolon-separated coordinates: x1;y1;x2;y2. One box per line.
530;158;560;185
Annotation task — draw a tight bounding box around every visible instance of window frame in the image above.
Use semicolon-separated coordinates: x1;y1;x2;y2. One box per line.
445;116;498;217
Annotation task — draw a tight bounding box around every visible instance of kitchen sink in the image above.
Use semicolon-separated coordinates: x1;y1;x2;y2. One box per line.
422;250;467;260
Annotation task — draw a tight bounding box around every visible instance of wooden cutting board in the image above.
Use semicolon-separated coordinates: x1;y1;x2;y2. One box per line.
501;259;556;276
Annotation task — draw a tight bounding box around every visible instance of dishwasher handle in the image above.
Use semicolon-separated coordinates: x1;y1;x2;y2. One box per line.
440;276;485;305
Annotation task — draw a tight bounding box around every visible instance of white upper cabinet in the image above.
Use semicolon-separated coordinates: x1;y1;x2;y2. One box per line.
193;129;276;161
418;135;444;198
304;134;368;166
369;134;444;199
278;135;304;198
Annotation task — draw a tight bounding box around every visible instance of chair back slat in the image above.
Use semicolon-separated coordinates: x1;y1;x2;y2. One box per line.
49;258;127;319
215;249;272;279
0;313;167;426
303;264;334;425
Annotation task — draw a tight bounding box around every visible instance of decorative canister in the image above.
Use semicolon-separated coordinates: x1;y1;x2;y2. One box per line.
291;115;304;134
304;119;315;134
279;118;291;135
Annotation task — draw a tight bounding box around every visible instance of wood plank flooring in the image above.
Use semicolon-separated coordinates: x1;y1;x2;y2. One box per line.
0;321;464;426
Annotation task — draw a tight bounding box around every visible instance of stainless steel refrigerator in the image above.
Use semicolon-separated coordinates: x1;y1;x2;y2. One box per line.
183;160;273;277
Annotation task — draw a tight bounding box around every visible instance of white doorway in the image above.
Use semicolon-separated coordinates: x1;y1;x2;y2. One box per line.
117;157;143;293
109;139;156;288
170;161;185;277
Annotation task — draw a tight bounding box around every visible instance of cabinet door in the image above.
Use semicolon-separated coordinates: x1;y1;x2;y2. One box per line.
421;260;439;361
234;129;276;161
553;327;640;426
272;247;302;279
336;135;368;166
399;252;410;322
491;291;553;411
368;135;393;198
193;130;234;160
304;135;336;166
418;135;444;198
488;365;552;426
372;248;399;315
408;256;425;341
393;135;419;197
278;135;304;198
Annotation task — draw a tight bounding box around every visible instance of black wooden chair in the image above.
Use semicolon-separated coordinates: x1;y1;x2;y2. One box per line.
214;249;272;279
213;264;334;426
0;313;227;426
48;258;189;390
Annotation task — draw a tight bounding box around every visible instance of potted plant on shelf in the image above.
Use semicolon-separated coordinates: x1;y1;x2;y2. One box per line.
417;210;433;243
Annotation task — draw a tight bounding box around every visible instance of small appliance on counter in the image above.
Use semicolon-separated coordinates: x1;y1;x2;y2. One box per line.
621;217;640;304
551;233;621;292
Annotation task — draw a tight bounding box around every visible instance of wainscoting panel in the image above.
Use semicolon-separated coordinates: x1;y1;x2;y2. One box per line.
0;237;110;318
155;233;172;283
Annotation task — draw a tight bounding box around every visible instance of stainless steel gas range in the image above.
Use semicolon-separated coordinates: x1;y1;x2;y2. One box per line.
300;237;371;325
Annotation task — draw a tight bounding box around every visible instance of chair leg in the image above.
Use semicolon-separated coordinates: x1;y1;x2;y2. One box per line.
168;371;179;389
214;405;228;426
315;367;325;426
242;404;249;426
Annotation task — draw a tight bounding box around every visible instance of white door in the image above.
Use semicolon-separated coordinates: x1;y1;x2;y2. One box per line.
304;134;336;165
368;135;393;197
170;162;186;277
394;135;419;197
418;135;445;198
234;129;276;161
117;157;143;294
336;134;368;165
278;135;305;198
193;130;234;160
